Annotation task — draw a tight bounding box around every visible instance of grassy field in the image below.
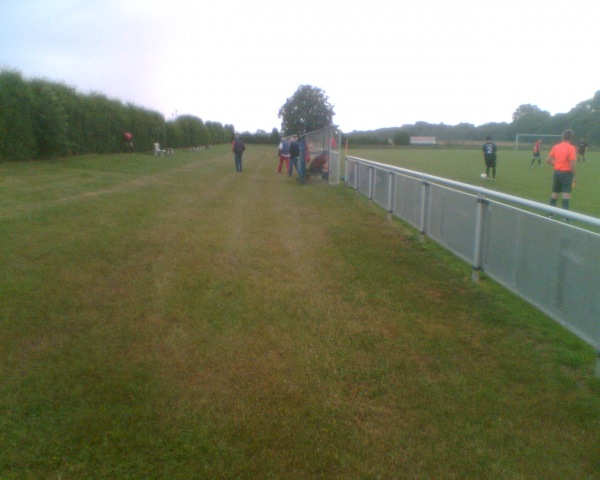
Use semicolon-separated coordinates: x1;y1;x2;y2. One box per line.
348;146;600;218
1;145;599;479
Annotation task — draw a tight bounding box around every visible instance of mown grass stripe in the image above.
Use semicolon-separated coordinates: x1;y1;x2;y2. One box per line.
0;146;598;479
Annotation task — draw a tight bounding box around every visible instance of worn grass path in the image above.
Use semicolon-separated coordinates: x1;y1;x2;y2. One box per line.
1;146;599;479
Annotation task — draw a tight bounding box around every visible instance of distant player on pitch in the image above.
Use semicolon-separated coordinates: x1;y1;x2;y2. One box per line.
482;136;497;181
577;138;587;162
531;139;542;166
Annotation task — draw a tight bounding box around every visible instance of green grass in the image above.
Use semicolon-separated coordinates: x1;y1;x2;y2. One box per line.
1;146;599;479
348;146;600;218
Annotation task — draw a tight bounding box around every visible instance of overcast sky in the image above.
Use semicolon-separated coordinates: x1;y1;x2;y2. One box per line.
1;0;598;133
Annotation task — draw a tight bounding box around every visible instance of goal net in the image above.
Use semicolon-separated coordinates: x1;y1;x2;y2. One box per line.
515;134;562;150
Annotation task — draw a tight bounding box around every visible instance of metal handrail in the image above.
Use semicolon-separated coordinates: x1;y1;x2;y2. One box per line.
346;156;600;229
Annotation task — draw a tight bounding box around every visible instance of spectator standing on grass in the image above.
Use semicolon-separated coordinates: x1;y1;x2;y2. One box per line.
288;135;300;177
547;129;576;213
482;135;497;181
577;138;587;162
531;139;542;166
277;136;290;173
232;134;245;172
124;132;133;153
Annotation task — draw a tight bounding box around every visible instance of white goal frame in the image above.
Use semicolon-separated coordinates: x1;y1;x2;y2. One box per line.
515;133;562;150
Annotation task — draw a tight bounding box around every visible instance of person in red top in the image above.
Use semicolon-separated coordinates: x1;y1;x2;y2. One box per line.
124;132;133;153
546;129;576;212
531;139;542;166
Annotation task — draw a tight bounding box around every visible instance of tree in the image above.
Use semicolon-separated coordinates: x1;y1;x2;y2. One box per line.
224;124;235;141
0;70;36;160
393;131;410;146
31;81;69;158
511;104;552;134
568;91;600;144
278;85;335;136
175;115;207;147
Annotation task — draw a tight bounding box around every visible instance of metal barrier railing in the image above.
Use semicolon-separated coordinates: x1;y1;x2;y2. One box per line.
345;156;600;376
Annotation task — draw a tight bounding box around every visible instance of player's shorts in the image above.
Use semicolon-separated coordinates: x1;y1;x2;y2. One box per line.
484;157;496;168
533;152;540;158
552;170;574;193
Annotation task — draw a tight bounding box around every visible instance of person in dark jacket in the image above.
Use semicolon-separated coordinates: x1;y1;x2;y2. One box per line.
288;135;300;177
232;134;246;172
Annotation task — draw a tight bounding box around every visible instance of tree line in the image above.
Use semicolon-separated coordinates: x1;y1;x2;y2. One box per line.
3;70;597;161
344;91;600;147
0;70;235;161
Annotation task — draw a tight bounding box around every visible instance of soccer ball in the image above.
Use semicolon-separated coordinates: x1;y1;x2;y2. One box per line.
480;173;487;179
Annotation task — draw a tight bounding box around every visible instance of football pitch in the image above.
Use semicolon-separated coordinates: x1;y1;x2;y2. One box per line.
347;145;600;219
1;145;599;479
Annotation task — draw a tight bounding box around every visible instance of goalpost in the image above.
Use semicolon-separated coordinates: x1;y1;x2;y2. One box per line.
515;133;562;150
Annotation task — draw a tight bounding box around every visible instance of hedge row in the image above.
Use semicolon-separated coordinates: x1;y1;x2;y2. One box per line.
0;70;234;161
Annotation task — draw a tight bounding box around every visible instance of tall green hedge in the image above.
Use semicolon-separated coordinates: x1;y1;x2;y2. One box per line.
0;70;234;161
0;71;37;161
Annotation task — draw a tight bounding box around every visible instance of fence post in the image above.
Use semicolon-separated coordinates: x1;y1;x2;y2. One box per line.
347;160;357;189
368;166;374;200
471;193;487;281
340;156;350;185
345;159;350;187
387;171;394;213
419;179;429;239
